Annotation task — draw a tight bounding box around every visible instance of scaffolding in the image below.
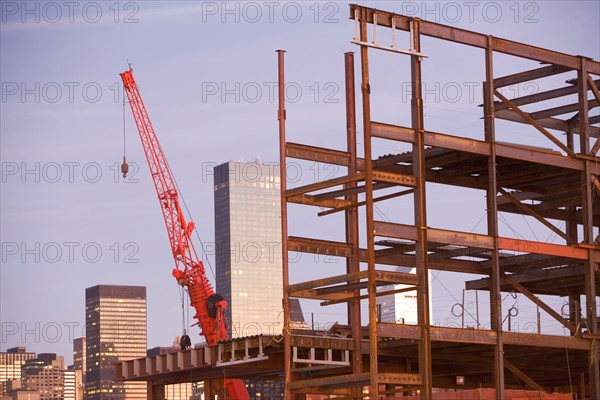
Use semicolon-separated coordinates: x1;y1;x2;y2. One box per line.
278;4;600;399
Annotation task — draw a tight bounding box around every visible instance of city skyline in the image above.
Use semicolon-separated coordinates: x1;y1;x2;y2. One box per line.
2;1;599;370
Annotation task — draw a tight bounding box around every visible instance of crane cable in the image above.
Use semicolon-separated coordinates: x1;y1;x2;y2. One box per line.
121;95;129;178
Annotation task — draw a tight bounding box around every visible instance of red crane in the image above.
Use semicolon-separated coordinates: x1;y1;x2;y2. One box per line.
120;68;250;399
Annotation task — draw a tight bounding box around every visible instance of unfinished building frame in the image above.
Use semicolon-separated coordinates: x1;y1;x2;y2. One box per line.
278;4;600;399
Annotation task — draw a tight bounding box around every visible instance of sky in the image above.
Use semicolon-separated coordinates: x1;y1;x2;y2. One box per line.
1;1;599;365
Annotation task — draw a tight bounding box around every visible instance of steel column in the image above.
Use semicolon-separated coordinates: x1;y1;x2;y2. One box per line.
483;36;505;400
578;56;600;400
409;18;432;400
344;51;363;400
358;16;378;399
277;49;293;400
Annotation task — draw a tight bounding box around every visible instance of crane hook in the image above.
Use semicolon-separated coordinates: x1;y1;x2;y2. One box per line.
121;156;129;178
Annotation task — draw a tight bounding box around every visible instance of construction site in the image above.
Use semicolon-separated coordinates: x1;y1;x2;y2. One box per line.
115;4;599;399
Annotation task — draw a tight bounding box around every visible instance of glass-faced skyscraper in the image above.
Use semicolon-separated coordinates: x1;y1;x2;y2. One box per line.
84;285;147;399
214;161;283;338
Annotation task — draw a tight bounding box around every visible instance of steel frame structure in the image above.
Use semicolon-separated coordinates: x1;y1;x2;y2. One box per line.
278;4;600;399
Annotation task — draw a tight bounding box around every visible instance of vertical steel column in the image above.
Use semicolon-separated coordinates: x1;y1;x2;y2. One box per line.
358;12;378;399
578;56;600;400
147;382;165;400
483;36;505;400
409;18;432;400
344;51;363;400
277;49;293;400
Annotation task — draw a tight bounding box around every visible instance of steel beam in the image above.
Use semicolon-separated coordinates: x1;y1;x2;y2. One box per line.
497;188;568;240
492;79;600;112
371;121;600;173
493;65;571;88
349;5;600;74
494;89;575;156
495;108;600;137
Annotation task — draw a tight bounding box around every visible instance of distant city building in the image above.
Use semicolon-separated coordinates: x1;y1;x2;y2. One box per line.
84;285;147;400
214;161;283;338
214;160;284;398
63;369;82;400
289;298;309;330
21;353;65;399
71;337;85;385
376;268;432;324
0;347;36;395
3;379;40;400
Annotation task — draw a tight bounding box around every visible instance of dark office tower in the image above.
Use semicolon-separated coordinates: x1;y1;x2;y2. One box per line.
84;285;146;400
214;161;283;338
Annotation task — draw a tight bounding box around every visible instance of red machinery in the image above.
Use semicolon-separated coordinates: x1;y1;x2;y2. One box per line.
120;68;250;399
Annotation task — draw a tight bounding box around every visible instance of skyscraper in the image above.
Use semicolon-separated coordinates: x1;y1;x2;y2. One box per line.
21;353;65;399
214;161;283;338
72;337;85;385
0;347;35;395
84;285;147;400
214;161;284;398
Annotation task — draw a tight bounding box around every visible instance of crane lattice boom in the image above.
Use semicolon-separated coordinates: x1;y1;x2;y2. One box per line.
120;68;250;399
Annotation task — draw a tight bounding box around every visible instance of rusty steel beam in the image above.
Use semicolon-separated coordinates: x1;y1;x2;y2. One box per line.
530;99;599;120
288;236;353;257
371;121;600;173
374;221;591;259
284;172;365;198
320;286;417;306
504;360;548;393
372;169;416;186
504;276;578;334
492;79;600;111
288;236;488;274
494;89;575;157
375;323;591;350
493;65;572;88
287;271;367;293
495;108;600;137
466;265;586;288
317;189;414;217
589;74;600;103
287;193;352;209
312;182;391;201
286;142;351;167
497;188;568;240
348;5;600;74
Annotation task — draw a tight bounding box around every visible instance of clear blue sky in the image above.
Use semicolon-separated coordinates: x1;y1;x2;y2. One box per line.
1;1;599;365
